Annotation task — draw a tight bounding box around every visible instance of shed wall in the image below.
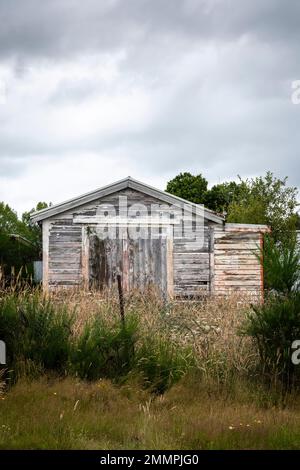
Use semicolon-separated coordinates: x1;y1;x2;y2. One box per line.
42;188;264;297
213;226;262;297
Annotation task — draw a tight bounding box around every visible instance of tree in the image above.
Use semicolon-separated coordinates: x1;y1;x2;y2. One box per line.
22;202;49;249
0;203;22;234
227;172;299;240
0;201;49;281
166;172;244;213
0;203;34;277
204;181;243;214
22;201;48;226
166;172;208;204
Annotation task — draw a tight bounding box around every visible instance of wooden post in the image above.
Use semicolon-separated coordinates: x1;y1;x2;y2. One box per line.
117;274;125;326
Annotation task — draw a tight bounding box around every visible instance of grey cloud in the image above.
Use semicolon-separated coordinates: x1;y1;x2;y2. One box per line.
0;0;300;212
0;1;299;61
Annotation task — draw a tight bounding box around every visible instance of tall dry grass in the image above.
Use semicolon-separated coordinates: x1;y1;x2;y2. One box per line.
48;287;259;382
0;282;261;389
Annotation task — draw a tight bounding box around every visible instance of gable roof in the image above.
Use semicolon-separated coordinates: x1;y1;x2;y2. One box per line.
30;176;224;224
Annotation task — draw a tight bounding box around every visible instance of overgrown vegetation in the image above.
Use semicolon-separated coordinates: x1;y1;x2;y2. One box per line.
243;231;300;390
261;234;300;294
243;293;300;388
1;375;300;449
0;201;49;282
0;283;300;448
0;293;73;381
0;290;194;392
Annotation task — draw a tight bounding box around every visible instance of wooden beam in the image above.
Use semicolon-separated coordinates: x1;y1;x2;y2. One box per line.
73;216;180;225
225;223;270;233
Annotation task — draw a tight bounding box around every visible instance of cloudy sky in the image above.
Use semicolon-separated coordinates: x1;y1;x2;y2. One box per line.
0;0;299;215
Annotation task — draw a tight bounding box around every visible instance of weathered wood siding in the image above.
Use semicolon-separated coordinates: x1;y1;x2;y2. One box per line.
44;188;215;294
42;186;266;298
213;226;262;296
89;231;168;295
173;226;211;297
48;220;82;287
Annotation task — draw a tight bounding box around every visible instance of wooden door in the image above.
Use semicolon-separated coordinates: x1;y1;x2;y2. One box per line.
89;229;168;297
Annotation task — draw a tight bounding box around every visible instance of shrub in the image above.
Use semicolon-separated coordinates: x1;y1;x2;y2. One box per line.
136;337;195;394
262;233;300;294
0;291;196;393
69;314;138;381
242;293;300;388
0;292;73;380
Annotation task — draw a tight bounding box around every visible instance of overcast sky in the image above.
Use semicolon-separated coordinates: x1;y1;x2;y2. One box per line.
0;0;299;215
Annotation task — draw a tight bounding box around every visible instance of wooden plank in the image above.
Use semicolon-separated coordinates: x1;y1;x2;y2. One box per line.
122;235;129;291
42;220;50;292
213;243;259;250
81;227;89;290
167;226;174;299
260;232;264;302
209;226;214;295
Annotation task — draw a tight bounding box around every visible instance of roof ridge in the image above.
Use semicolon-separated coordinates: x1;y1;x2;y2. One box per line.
30;177;224;224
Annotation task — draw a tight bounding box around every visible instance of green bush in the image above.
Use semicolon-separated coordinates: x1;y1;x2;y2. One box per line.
69;315;138;381
262;234;300;294
0;293;73;379
136;337;195;394
243;293;300;387
0;292;195;392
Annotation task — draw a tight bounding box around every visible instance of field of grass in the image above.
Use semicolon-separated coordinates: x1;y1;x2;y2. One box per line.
0;287;299;450
1;374;300;450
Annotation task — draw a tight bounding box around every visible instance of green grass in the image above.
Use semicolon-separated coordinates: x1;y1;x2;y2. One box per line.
1;375;300;450
1;289;300;449
0;292;194;391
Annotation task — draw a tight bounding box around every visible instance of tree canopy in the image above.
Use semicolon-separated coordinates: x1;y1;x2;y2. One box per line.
166;172;208;205
166;171;299;241
0;201;49;279
226;172;299;240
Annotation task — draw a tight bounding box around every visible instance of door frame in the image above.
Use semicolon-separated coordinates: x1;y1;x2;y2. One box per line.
81;224;174;298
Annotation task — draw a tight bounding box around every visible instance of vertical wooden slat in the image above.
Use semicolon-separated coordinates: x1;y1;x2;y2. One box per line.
260;232;264;303
42;220;50;292
81;227;90;290
122;230;129;291
167;225;174;299
209;226;215;295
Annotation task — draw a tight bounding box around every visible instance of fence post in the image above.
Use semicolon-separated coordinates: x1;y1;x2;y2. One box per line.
117;274;125;327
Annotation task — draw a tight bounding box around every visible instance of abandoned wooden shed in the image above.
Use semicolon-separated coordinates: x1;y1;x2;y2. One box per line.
31;177;268;299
